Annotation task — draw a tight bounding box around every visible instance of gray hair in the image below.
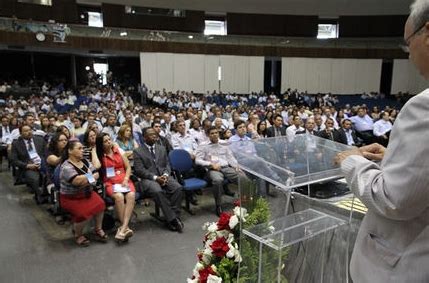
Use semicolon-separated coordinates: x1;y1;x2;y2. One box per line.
410;0;429;30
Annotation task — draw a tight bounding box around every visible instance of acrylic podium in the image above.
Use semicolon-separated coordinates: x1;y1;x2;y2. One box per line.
229;134;354;283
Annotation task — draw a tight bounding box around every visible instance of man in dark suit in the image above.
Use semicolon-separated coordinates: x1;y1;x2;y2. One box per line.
152;121;173;154
133;128;184;232
267;114;287;137
336;119;360;146
0;115;13;168
10;124;47;201
317;118;341;142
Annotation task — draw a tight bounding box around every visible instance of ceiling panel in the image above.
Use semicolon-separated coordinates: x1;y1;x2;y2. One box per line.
77;0;413;16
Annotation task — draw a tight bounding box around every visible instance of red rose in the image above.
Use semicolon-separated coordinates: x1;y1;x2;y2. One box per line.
198;266;215;283
233;199;241;207
210;236;230;258
217;212;232;231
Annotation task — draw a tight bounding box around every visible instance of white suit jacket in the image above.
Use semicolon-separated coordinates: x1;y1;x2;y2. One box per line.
341;89;429;282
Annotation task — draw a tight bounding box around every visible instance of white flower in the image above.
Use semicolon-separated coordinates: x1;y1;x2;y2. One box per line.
202;247;213;264
216;230;230;239
207;274;223;283
210;264;218;274
226;233;235;244
229;215;239;229
226;243;236;259
268;225;275;233
208;222;218;233
202;222;211;230
187;278;198;283
233;206;248;221
192;262;204;278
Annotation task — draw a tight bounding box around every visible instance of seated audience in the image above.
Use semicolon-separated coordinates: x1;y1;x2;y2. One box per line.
59;140;108;246
46;132;68;184
152;121;172;154
116;124;139;161
296;118;318;136
133;128;184;232
82;129;97;162
102;114;119;141
336;119;360;146
10;124;47;200
317;118;341;142
267;114;287;137
373;111;392;147
195;126;241;216
349;107;374;144
93;133;135;242
286;115;304;142
257;120;268;138
0;115;12;167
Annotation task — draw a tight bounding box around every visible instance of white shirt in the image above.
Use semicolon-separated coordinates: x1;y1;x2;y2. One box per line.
344;129;355;146
25;138;41;165
373;119;393;137
286;125;304;142
1;126;11;144
171;132;198;154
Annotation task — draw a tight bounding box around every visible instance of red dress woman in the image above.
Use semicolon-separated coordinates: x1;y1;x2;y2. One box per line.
94;133;136;243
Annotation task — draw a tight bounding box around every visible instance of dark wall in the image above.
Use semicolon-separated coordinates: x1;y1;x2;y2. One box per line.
107;57;140;85
0;51;33;81
102;4;205;33
0;51;71;83
227;13;318;37
0;0;16;17
0;0;78;24
339;15;408;37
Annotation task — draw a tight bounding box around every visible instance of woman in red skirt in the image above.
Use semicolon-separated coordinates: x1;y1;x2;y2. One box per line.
59;140;108;246
93;133;136;242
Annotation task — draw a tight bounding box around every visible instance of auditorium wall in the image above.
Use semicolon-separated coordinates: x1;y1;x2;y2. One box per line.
140;53;264;93
281;57;382;94
391;59;428;94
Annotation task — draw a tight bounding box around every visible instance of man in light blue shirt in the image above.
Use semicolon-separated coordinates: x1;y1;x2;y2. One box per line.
349;107;374;144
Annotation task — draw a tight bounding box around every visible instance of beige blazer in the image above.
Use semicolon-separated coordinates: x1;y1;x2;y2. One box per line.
341;89;429;282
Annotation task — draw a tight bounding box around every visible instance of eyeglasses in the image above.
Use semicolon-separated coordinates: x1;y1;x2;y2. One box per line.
401;23;426;53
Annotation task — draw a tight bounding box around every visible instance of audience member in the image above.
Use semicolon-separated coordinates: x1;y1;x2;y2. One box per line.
59;140;108;246
10;124;46;200
93;133;136;242
195;126;241;216
133;128;184;232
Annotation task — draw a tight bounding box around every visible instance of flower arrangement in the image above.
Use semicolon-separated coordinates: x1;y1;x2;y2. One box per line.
188;197;287;283
188;200;247;283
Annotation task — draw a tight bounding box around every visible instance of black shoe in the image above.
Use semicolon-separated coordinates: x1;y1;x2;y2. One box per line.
166;221;177;232
190;195;199;206
223;188;235;197
215;205;223;217
173;218;184;233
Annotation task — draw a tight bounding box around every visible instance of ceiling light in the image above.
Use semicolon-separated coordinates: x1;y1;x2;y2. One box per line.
188;35;194;39
120;32;128;36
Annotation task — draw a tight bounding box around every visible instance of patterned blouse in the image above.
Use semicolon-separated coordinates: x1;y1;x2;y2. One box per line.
60;159;97;195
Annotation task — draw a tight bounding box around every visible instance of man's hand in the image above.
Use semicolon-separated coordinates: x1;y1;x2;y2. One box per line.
335;148;363;165
156;176;166;185
211;163;221;171
26;164;39;171
359;143;386;161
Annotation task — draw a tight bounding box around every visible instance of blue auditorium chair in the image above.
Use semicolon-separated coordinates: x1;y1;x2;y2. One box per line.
168;149;207;215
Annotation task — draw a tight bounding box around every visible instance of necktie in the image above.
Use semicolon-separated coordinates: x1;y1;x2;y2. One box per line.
149;146;156;160
27;139;33;151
